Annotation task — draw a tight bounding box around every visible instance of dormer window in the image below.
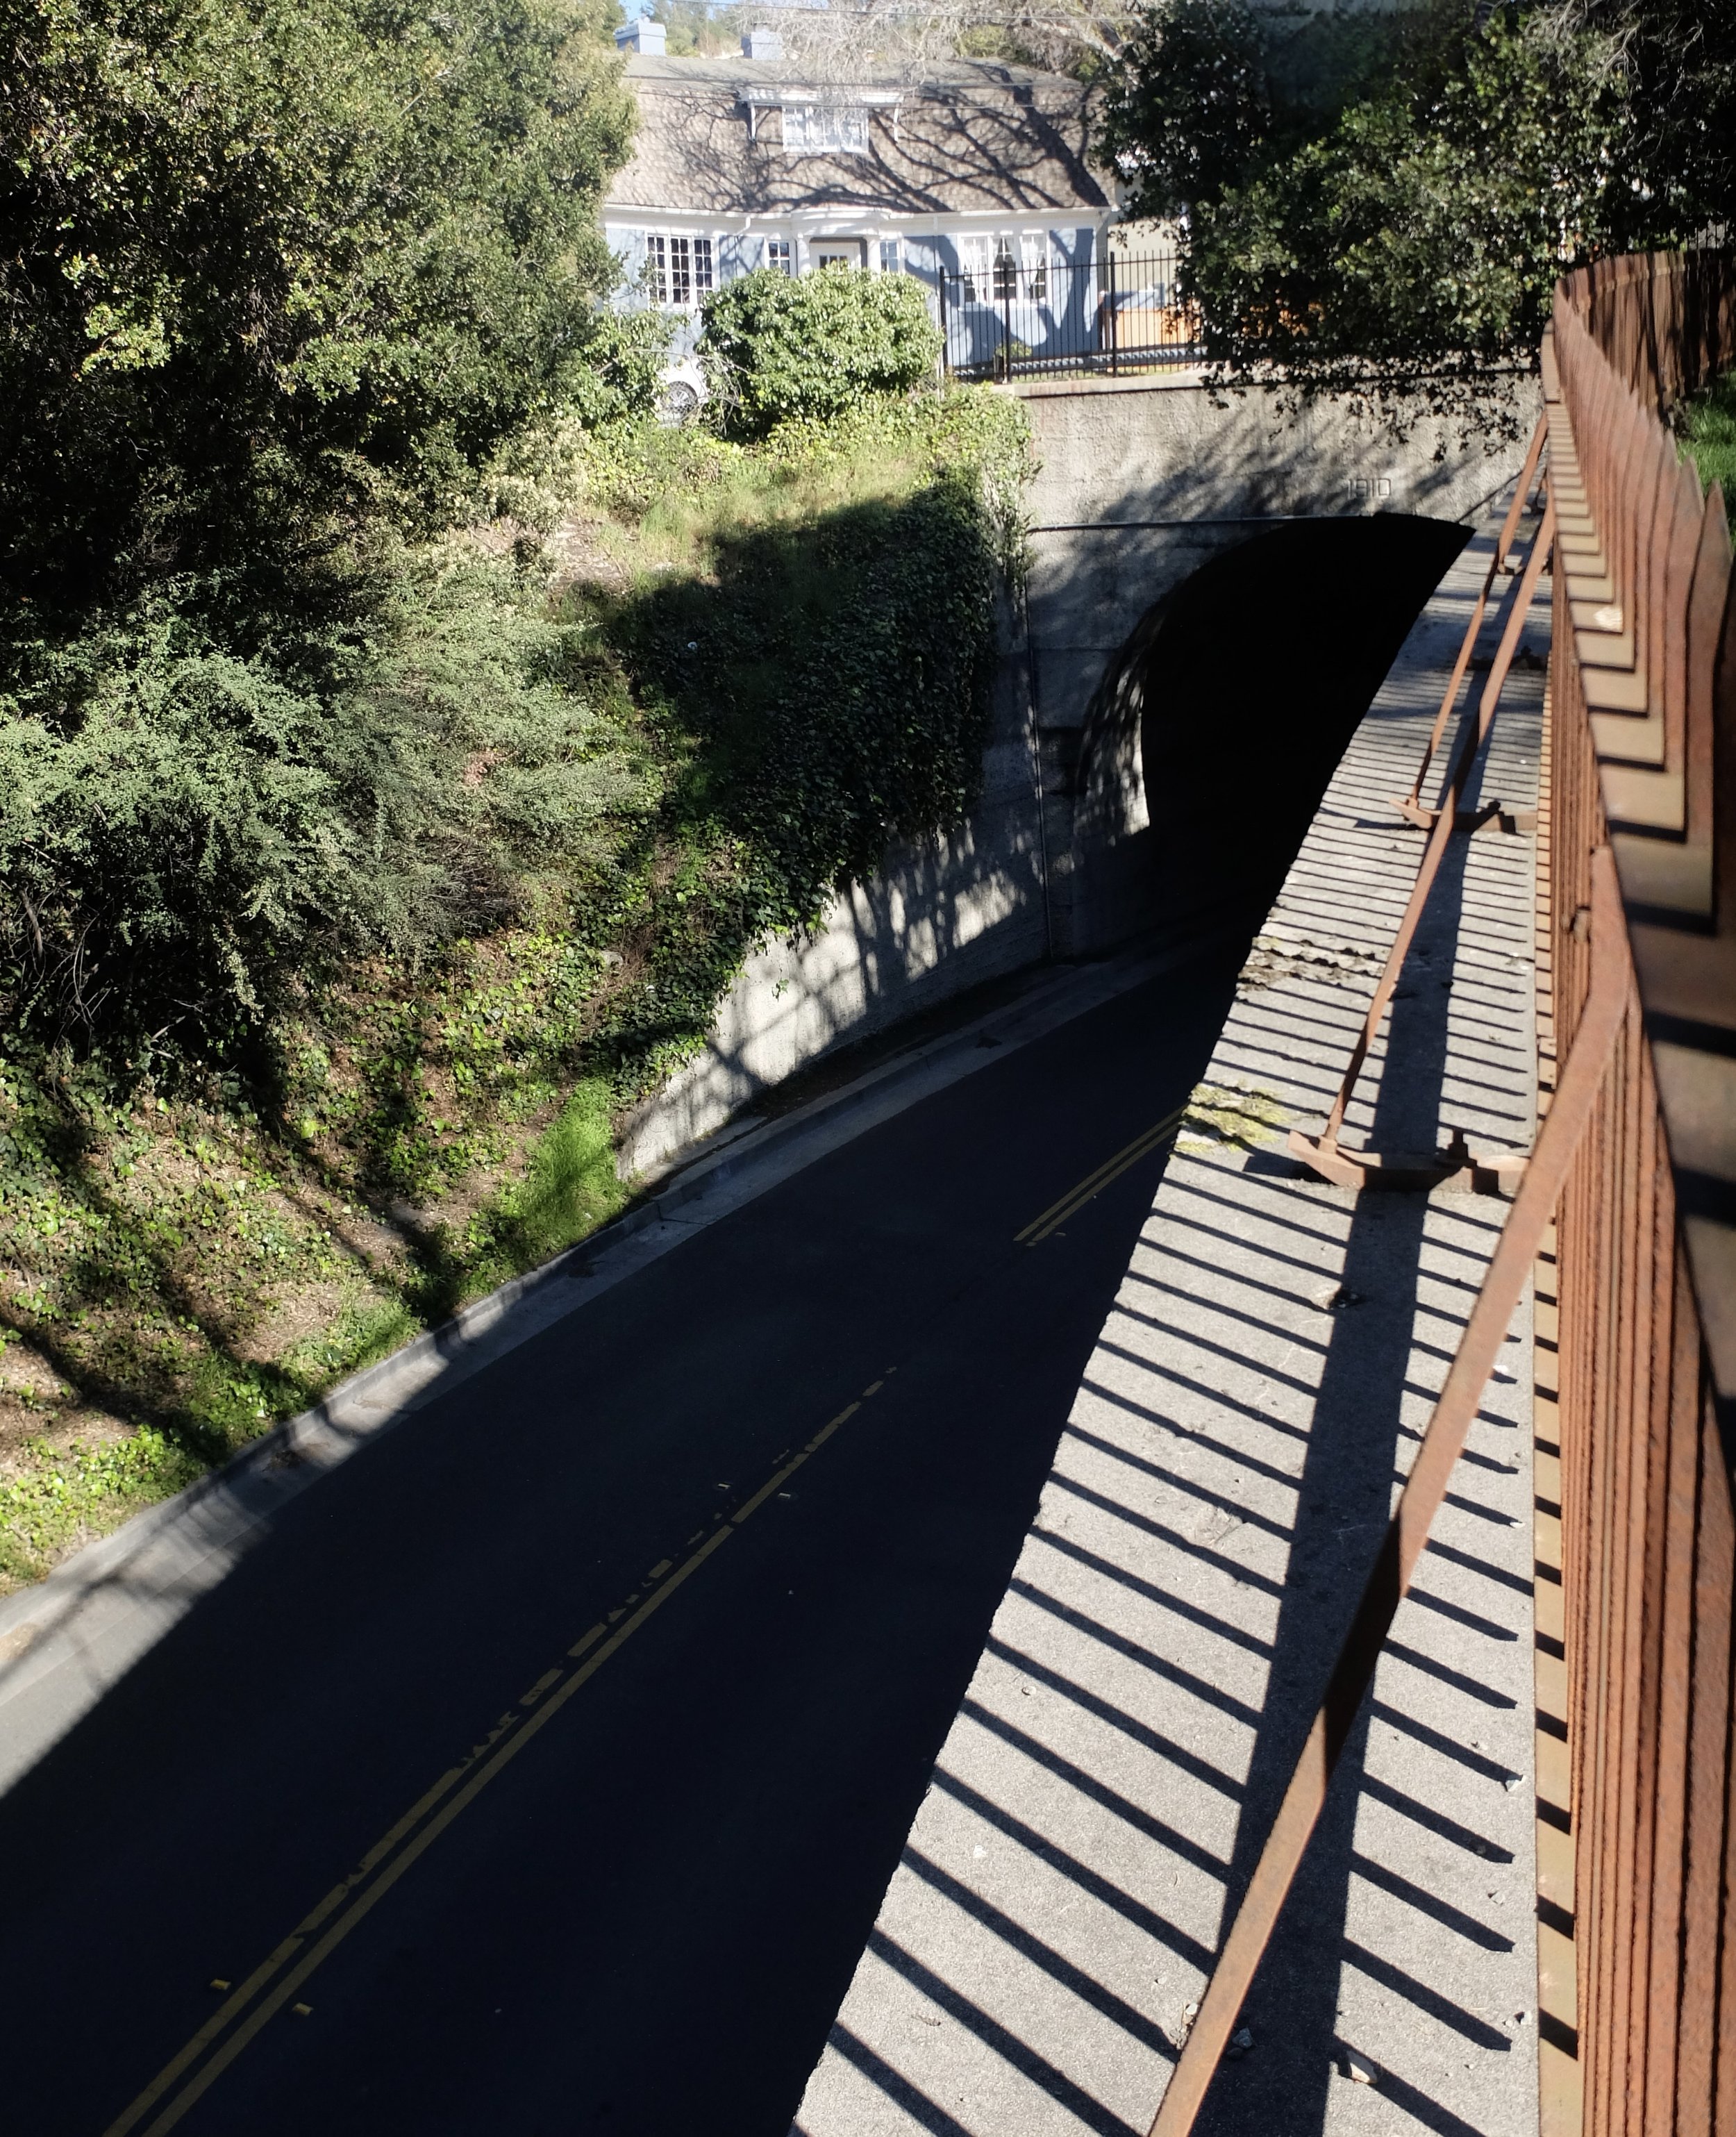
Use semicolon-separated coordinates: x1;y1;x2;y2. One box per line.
741;83;899;144
783;101;870;154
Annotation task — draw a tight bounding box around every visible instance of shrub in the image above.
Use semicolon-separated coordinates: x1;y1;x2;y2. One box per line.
699;266;942;436
563;308;679;433
0;560;651;1065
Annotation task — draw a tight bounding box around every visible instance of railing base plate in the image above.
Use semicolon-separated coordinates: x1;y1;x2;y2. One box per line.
1287;1129;1528;1195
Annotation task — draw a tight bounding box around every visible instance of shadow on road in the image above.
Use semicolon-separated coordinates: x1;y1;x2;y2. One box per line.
0;515;1482;2137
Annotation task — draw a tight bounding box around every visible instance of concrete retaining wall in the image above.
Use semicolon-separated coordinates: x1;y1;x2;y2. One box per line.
617;614;1050;1177
1024;369;1535;729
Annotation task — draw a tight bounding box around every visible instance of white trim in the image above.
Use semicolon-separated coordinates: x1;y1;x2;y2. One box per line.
624;226;726;309
604;206;1114;242
737;86;903;107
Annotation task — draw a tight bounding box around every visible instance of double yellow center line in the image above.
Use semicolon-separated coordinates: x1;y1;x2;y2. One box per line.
105;1380;889;2137
106;1104;1185;2133
1015;1101;1188;1246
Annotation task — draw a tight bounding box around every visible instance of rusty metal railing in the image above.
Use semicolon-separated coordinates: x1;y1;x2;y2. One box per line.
1532;248;1736;2137
1146;249;1736;2137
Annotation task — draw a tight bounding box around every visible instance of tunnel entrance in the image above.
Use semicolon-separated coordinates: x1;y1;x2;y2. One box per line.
1104;515;1469;927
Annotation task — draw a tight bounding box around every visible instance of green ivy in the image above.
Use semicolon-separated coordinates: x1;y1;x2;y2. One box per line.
0;1427;203;1583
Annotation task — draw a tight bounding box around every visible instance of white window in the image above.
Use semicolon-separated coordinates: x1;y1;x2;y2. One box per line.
1020;231;1048;301
992;236;1019;301
878;237;902;276
647;234;714;308
764;237;792;274
958;234;991;303
783;102;869;154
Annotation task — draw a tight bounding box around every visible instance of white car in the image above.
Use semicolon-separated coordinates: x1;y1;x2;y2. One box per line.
657;357;708;425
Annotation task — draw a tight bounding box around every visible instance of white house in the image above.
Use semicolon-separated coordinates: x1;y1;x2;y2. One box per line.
601;22;1119;373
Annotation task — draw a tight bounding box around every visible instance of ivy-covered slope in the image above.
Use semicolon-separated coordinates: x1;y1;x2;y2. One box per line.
0;390;1031;1588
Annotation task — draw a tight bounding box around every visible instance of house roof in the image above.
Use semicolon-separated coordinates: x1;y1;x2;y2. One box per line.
605;54;1112;222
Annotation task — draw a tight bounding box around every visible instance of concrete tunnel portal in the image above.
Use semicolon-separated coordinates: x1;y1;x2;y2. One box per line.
1070;514;1473;936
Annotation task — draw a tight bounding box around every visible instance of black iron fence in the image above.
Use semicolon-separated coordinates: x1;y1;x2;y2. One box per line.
937;250;1200;381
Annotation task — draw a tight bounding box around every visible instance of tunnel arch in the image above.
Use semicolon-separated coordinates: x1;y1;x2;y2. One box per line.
1070;515;1470;932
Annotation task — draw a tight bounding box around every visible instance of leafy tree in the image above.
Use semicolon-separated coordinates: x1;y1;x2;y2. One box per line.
0;0;636;610
0;0;649;1063
1099;0;1271;223
1100;0;1697;397
1205;8;1628;388
1100;0;1417;222
699;266;942;435
1571;0;1736;245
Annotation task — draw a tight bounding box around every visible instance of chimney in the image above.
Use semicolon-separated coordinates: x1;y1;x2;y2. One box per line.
742;26;783;59
615;17;667;53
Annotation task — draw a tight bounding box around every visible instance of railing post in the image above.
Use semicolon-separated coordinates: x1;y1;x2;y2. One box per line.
1108;247;1119;379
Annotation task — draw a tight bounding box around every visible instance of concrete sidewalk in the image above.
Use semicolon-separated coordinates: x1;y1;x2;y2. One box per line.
792;508;1547;2137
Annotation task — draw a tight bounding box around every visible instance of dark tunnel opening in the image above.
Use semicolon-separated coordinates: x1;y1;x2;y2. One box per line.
1121;515;1471;924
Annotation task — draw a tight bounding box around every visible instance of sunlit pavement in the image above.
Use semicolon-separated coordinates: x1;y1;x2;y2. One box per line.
794;508;1545;2137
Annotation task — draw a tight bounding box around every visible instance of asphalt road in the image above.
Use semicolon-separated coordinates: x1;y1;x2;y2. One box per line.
0;936;1249;2137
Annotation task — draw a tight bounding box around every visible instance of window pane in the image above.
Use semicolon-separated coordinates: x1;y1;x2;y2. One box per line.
694;238;713;294
879;238;901;275
992;237;1017;300
670;235;691;306
782;101;867;153
648;233;668;306
959;235;990;303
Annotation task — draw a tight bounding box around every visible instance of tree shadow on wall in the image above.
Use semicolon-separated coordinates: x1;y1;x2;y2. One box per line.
578;477;1009;1080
